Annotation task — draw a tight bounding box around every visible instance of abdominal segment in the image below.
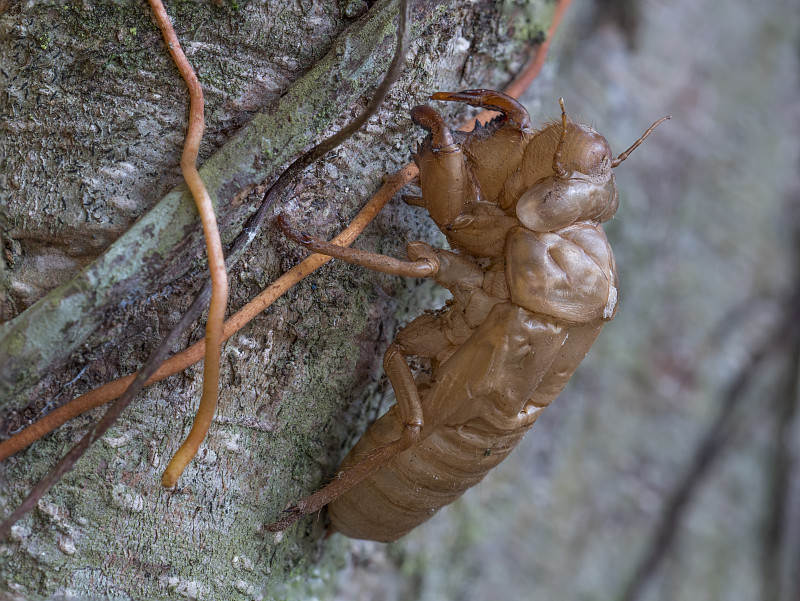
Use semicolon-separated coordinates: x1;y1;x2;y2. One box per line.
328;405;529;541
329;302;571;542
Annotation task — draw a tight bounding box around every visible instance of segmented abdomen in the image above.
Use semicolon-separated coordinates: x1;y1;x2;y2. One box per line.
328;405;529;542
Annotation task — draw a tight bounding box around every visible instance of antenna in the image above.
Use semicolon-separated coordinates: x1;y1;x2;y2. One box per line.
552;98;569;177
611;115;671;167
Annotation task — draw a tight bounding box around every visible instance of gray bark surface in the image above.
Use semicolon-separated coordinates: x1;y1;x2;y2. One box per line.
0;1;551;599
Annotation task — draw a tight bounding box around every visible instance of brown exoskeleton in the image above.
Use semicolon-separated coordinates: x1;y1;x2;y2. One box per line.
270;89;668;541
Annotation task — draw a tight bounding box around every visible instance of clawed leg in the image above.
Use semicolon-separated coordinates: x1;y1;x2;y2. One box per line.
431;89;531;130
265;342;424;532
409;105;457;151
410;105;471;228
276;215;439;278
410;90;534;230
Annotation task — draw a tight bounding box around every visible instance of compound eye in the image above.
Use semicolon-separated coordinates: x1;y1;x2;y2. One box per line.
516;176;617;231
516;177;583;232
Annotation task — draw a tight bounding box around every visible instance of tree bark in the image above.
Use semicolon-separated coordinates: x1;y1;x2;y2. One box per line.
0;1;551;598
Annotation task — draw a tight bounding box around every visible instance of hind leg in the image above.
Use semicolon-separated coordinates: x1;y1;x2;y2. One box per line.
265;342;425;532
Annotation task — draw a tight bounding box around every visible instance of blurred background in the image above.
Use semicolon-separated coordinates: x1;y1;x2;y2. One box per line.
332;0;800;599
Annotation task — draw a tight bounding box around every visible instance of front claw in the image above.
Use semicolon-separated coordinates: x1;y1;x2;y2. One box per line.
410;104;457;151
431;89;531;130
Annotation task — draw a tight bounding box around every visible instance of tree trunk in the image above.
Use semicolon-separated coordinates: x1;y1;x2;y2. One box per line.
0;1;551;598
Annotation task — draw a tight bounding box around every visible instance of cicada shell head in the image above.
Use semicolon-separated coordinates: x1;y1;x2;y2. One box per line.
513;121;618;232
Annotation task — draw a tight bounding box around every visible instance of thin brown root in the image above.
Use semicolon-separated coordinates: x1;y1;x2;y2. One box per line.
147;0;228;488
0;166;422;467
502;0;574;101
